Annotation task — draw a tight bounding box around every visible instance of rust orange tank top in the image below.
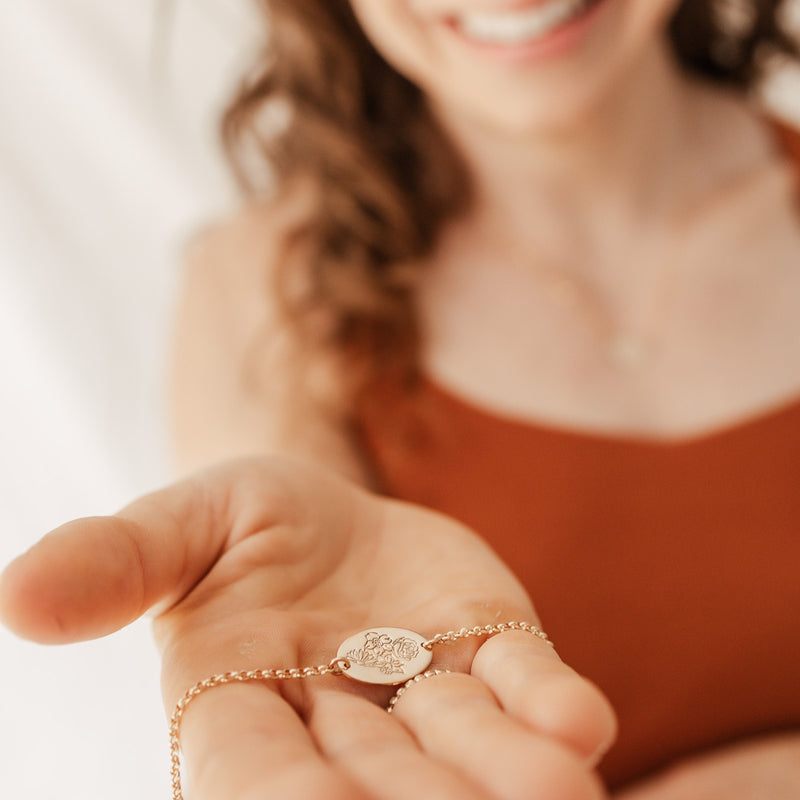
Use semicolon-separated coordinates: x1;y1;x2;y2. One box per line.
355;120;800;789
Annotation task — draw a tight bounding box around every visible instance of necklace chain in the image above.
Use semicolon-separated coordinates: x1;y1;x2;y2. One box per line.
531;255;680;370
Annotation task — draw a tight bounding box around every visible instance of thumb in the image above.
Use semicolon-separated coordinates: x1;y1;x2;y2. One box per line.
0;467;240;645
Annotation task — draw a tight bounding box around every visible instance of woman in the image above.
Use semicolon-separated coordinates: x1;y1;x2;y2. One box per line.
2;0;799;797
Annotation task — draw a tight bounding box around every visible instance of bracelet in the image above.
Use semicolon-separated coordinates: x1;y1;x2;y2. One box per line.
386;668;453;713
169;621;551;799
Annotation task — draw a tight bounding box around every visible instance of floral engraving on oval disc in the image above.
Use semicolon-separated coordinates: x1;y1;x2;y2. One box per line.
337;627;432;685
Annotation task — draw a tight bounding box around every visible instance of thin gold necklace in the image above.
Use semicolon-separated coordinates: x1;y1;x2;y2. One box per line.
520;243;682;370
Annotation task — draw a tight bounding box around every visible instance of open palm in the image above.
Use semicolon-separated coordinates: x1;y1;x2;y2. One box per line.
0;457;614;800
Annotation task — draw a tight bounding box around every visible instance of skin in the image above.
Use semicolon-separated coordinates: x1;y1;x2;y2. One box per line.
0;458;614;800
349;0;800;439
615;733;800;800
2;0;800;797
350;0;682;134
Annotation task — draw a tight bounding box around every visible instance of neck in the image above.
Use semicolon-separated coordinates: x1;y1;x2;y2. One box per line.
436;38;716;265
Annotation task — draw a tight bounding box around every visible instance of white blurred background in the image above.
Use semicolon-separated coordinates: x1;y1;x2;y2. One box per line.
0;2;258;797
0;2;798;798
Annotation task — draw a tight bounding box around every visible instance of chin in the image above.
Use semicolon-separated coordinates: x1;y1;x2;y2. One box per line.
489;100;603;138
434;80;615;142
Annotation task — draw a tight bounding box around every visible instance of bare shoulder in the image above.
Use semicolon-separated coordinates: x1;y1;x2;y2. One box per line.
175;200;295;374
181;194;302;301
170;199;370;484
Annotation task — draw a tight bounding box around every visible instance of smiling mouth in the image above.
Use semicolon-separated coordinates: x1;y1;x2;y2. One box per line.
451;0;600;45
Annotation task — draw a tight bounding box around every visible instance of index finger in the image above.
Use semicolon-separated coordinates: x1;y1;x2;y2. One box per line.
471;631;617;765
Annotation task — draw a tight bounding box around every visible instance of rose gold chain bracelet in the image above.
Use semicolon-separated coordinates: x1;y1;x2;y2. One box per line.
169;621;551;799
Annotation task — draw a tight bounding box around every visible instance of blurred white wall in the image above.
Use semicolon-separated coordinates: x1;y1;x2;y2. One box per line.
0;2;258;797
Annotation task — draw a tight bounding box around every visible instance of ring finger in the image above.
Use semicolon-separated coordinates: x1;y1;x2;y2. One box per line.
309;686;490;800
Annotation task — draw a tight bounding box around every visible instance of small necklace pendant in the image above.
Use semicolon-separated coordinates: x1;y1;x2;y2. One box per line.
336;628;432;685
608;333;652;369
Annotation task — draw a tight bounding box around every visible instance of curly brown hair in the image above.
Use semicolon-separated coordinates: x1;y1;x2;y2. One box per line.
223;0;798;388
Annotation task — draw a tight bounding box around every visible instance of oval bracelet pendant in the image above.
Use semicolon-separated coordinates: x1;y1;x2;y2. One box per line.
336;627;432;685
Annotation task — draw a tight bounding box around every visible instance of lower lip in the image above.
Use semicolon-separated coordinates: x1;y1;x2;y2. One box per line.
443;0;612;65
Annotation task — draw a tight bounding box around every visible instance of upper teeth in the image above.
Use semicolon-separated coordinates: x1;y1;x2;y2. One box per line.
456;0;589;44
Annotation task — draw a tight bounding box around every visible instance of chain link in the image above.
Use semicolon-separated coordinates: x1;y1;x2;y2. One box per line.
168;622;550;798
169;657;350;800
422;620;552;650
386;669;452;713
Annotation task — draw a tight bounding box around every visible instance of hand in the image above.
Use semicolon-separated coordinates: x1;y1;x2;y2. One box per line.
614;732;800;800
0;457;615;800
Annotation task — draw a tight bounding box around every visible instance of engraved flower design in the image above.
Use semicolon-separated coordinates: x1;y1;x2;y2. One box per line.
346;631;421;675
392;637;420;662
